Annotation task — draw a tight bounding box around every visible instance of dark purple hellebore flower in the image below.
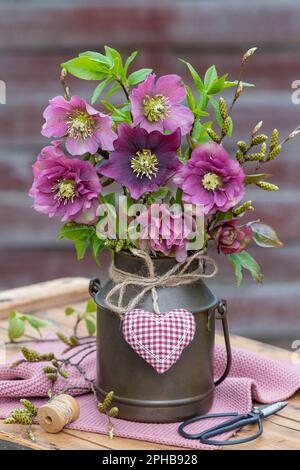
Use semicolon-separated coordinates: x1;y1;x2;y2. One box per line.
210;219;252;254
99;124;181;200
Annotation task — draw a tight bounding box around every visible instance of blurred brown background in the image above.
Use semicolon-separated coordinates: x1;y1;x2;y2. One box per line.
0;0;299;347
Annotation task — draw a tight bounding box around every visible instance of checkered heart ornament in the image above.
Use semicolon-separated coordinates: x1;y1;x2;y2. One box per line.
122;309;196;374
104;248;218;374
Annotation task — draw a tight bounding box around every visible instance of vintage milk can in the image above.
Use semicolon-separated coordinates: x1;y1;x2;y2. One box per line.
89;251;231;423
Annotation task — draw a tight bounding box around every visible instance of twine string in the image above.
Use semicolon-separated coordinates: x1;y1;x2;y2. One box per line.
105;249;218;318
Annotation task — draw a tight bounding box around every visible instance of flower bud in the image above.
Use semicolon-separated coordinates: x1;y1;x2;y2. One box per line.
233;201;253;216
20;399;38;417
251;134;268;146
270;129;279;149
21;347;42;362
108;407;119;418
59;369;70;379
256;181;279;191
219;97;228;120
244;153;265;162
221;116;231;137
46;373;58;381
206;128;221;143
236;150;244;163
252;120;263;136
237;141;247;153
266;145;282;161
242;47;258;64
103;391;114;408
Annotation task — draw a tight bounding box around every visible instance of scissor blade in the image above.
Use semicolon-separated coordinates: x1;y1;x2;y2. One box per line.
258;401;288;417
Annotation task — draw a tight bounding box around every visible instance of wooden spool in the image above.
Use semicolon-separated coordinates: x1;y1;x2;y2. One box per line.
37;394;80;433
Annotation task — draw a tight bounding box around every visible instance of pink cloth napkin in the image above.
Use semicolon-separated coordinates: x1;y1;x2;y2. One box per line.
0;340;299;450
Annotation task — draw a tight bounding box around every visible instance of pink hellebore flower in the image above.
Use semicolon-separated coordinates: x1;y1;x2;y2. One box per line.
130;73;194;135
41;95;117;155
29;145;101;223
137;204;196;262
174;142;245;215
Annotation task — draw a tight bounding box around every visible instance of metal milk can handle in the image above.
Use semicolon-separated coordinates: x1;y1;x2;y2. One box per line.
213;299;232;386
89;277;102;298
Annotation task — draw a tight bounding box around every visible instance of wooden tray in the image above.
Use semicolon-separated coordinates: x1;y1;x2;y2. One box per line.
0;278;299;450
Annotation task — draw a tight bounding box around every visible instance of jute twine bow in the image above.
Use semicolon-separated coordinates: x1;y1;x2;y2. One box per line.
105;249;218;318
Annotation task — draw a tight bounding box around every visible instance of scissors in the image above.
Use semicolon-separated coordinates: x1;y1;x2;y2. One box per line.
178;401;288;446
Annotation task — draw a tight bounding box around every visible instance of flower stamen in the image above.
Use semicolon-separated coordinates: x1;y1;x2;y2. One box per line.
66;110;95;141
53;179;76;204
131;149;158;179
142;94;170;122
202;172;222;191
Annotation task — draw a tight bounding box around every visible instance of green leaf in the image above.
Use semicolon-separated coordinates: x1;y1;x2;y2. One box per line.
197;91;209;112
210;97;223;127
204;65;218;89
91;78;112;104
8;311;25;341
224;80;255;88
100;100;131;123
244;173;272;185
25;315;51;330
61;57;108;80
90;235;105;263
75;238;90;260
104;46;122;66
128;68;152;86
213;209;233;223
192;121;212;144
79;51;112;67
105;81;121;99
85;318;96;336
65;307;76;316
59;223;94;241
227;253;243;287
104;46;124;78
227;251;264;286
185;84;196;112
179;59;204;92
207;74;227;95
124;51;138;74
147;187;170;202
250;222;283;248
100;99;116;113
86;299;97;313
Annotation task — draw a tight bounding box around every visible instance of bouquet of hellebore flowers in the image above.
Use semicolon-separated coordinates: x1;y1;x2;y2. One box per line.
29;46;299;285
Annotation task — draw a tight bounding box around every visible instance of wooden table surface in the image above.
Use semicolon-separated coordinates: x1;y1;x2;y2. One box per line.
0;278;299;451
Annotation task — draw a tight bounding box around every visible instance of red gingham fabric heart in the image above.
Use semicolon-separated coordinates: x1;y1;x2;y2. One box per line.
122;309;196;374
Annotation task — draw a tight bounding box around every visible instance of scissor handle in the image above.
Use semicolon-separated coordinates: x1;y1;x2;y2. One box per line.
178;411;263;446
200;414;263;446
178;412;239;440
